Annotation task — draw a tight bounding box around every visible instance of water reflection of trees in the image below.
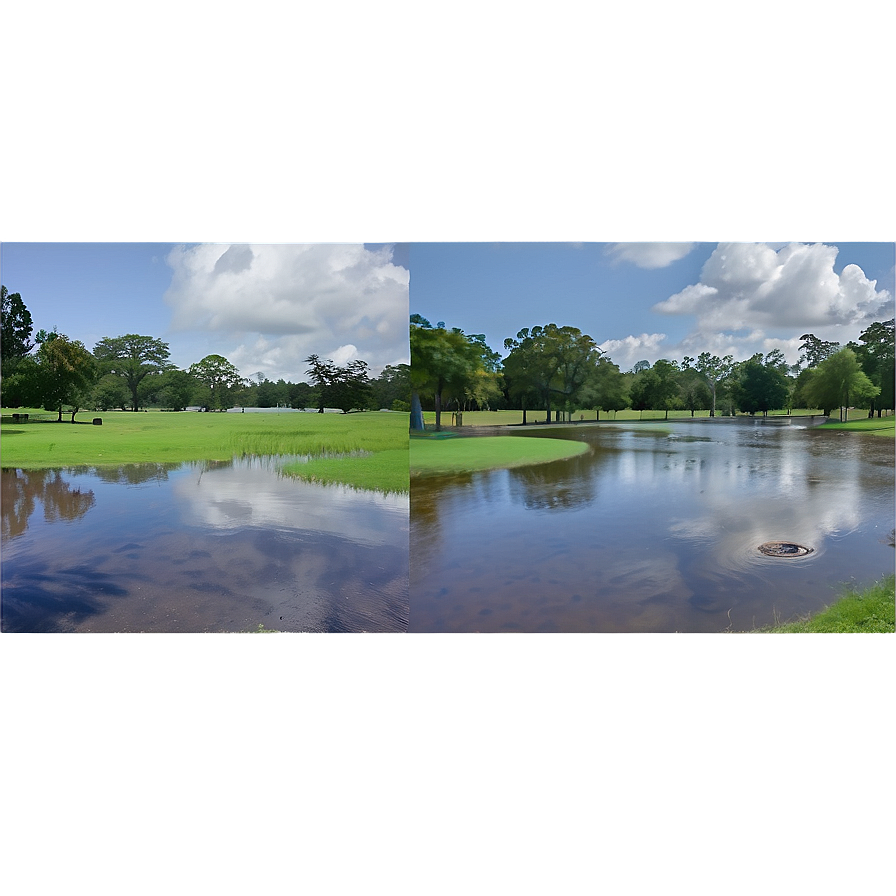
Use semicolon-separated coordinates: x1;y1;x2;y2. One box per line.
89;463;180;485
1;469;96;538
506;452;598;511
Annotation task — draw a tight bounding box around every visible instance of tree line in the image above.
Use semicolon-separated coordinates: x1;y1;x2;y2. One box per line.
1;286;410;419
410;312;895;430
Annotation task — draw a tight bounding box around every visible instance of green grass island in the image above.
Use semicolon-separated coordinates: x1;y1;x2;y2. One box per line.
411;432;589;476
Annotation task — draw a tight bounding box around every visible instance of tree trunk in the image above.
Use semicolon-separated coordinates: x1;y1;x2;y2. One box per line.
410;392;424;430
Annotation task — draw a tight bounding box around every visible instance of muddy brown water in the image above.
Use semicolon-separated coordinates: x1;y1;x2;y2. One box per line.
1;457;408;633
410;421;895;632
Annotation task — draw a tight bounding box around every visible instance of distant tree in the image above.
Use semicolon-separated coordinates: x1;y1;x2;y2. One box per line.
189;354;245;410
732;357;790;415
288;380;318;410
848;319;895;417
799;333;841;369
801;348;879;422
581;355;628;420
92;373;131;411
34;335;97;421
678;367;712;417
94;334;172;412
694;352;734;417
156;369;199;411
630;360;651;374
305;355;373;413
371;363;411;410
1;285;35;363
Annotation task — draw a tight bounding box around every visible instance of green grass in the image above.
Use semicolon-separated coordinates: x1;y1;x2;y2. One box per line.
281;447;409;494
760;576;895;633
1;408;408;493
410;434;589;476
421;408;834;427
817;417;895;436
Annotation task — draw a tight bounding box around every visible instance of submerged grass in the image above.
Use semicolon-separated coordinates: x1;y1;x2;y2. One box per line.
410;434;589;476
1;409;409;493
758;576;895;633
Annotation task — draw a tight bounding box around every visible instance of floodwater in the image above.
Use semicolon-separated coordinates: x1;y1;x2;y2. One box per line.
1;458;408;633
410;421;895;632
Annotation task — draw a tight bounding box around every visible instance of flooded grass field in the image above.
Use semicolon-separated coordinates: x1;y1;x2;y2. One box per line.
409;421;895;632
2;457;408;633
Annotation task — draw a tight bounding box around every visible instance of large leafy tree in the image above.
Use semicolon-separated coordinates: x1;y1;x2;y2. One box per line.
801;348;879;422
35;335;97;421
93;334;172;411
628;359;681;419
305;355;373;413
189;354;245;410
580;355;628;420
502;324;600;423
732;356;790;415
848;319;895;416
1;285;35;363
410;318;484;430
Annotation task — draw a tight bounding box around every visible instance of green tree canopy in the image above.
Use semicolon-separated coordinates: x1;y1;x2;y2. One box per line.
93;334;172;411
732;356;790;415
189;354;245;410
1;285;34;363
410;319;485;430
35;335;97;421
801;347;879;421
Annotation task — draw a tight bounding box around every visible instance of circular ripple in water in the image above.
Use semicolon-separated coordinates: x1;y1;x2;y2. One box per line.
757;541;814;558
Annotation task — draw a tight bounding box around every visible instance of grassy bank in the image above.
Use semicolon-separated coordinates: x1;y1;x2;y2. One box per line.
410;434;589;476
0;409;408;493
422;408;832;427
759;576;895;633
817;417;895;436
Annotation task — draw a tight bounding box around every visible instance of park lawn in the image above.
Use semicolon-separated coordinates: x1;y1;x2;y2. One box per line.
0;409;408;493
759;576;895;633
410;434;589;476
817;417;895;436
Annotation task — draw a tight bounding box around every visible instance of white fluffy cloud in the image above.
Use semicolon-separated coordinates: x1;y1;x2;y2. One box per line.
654;242;891;333
605;242;697;269
598;332;668;370
164;243;409;379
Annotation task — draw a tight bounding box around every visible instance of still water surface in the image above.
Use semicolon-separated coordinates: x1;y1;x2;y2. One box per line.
2;458;408;632
410;421;894;632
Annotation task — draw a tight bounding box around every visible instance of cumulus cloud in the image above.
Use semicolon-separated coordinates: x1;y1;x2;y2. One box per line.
164;243;409;379
654;242;891;332
604;242;698;269
598;332;668;370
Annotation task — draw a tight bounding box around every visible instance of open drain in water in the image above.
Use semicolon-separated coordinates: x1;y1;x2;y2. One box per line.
758;541;814;558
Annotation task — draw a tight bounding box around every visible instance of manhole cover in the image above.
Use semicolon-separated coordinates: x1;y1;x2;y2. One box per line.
758;541;813;557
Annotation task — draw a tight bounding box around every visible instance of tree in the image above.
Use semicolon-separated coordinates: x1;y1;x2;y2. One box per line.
189;354;245;410
502;324;600;424
799;333;841;368
93;334;172;411
732;356;790;415
371;363;411;411
580;356;628;420
677;366;712;417
305;355;373;413
1;285;34;363
34;335;97;421
156;369;199;411
694;352;734;417
410;319;484;430
801;348;879;422
848;319;895;417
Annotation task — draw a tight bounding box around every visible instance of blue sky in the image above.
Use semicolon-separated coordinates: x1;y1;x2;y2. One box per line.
1;243;411;381
410;242;895;370
0;0;896;378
